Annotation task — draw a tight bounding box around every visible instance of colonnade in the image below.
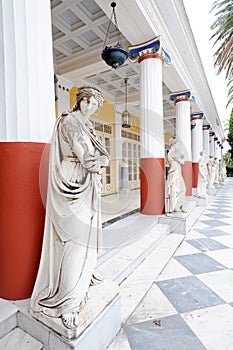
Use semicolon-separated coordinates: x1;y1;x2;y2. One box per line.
0;2;224;302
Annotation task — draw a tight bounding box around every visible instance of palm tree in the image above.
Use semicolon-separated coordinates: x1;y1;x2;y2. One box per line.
210;0;233;106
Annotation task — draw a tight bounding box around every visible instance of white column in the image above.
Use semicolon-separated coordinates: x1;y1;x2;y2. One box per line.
170;91;193;195
140;56;164;158
209;131;215;157
0;0;55;300
214;137;219;158
128;37;171;214
191;113;204;161
216;141;221;160
0;0;55;142
203;123;210;162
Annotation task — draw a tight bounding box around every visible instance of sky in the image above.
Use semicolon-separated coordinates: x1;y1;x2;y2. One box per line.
183;0;232;132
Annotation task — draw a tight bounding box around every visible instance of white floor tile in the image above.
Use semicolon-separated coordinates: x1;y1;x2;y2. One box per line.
215;226;233;234
212;236;233;249
197;269;233;302
206;249;233;268
185;230;205;239
193;222;210;229
156;258;192;281
127;283;177;325
174;241;201;256
182;304;233;350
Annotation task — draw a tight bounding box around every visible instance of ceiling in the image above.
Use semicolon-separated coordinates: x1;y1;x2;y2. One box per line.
51;0;178;134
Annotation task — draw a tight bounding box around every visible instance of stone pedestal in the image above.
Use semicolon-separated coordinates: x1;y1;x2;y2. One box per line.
159;200;204;235
193;196;209;207
29;280;120;349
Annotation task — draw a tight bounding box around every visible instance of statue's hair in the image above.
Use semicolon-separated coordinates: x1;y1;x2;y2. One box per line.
168;137;178;147
72;85;104;112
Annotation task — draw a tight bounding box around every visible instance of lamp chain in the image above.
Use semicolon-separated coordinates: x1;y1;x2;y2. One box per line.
103;2;121;48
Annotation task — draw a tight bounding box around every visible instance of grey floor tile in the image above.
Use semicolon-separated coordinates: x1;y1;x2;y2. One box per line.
193;228;229;237
206;208;232;213
187;238;228;252
126;314;206;350
156;276;225;314
205;213;232;219
210;204;232;209
200;219;231;227
175;253;226;274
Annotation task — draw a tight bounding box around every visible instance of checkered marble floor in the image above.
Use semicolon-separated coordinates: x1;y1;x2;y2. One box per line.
125;179;233;350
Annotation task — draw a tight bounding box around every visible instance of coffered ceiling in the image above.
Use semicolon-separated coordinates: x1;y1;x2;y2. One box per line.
50;0;183;135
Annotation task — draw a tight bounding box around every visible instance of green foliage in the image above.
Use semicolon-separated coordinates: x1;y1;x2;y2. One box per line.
210;0;233;107
227;109;233;149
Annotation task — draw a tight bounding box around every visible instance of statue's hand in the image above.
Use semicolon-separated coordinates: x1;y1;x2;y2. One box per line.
83;154;101;172
100;155;109;166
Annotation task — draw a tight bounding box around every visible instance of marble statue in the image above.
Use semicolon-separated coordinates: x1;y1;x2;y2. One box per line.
30;86;109;329
213;157;220;184
196;151;208;198
165;138;187;214
219;159;227;182
207;155;215;188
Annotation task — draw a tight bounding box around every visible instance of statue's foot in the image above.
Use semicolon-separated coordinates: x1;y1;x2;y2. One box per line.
180;206;188;213
61;311;79;329
90;273;103;286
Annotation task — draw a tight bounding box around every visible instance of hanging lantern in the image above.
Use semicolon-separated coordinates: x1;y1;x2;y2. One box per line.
101;2;128;69
122;78;130;128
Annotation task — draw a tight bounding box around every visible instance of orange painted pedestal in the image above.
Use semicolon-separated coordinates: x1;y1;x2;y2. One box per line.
0;142;49;300
182;161;193;196
192;162;199;188
140;158;165;215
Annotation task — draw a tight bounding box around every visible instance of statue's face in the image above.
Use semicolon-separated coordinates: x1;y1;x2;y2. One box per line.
80;95;98;116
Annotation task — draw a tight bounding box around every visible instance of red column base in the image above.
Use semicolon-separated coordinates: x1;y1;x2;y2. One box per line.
140;158;165;215
182;161;193;196
0;142;49;300
192;162;199;188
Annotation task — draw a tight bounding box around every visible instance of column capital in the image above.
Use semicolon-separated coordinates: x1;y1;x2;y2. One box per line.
209;130;215;136
170;90;195;103
191;112;204;121
203;123;210;130
128;36;171;64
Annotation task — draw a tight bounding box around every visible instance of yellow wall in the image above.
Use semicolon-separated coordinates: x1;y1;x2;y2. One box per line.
129;114;140;133
70;86;78;109
165;132;174;144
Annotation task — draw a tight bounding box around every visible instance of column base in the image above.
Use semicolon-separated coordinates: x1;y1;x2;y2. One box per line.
192;162;199;188
0;142;49;300
140;158;165;215
182;161;192;196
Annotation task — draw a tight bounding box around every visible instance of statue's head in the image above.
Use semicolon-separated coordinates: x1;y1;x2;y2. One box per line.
72;85;104;112
169;137;178;148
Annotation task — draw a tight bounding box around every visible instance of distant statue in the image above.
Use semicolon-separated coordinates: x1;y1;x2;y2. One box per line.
207;155;215;188
196;151;208;198
30;86;109;329
213;157;220;184
165;138;187;214
219;159;226;182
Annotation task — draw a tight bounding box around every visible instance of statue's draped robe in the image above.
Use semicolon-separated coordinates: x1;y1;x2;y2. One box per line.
30;113;109;318
197;157;207;197
165;147;186;213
